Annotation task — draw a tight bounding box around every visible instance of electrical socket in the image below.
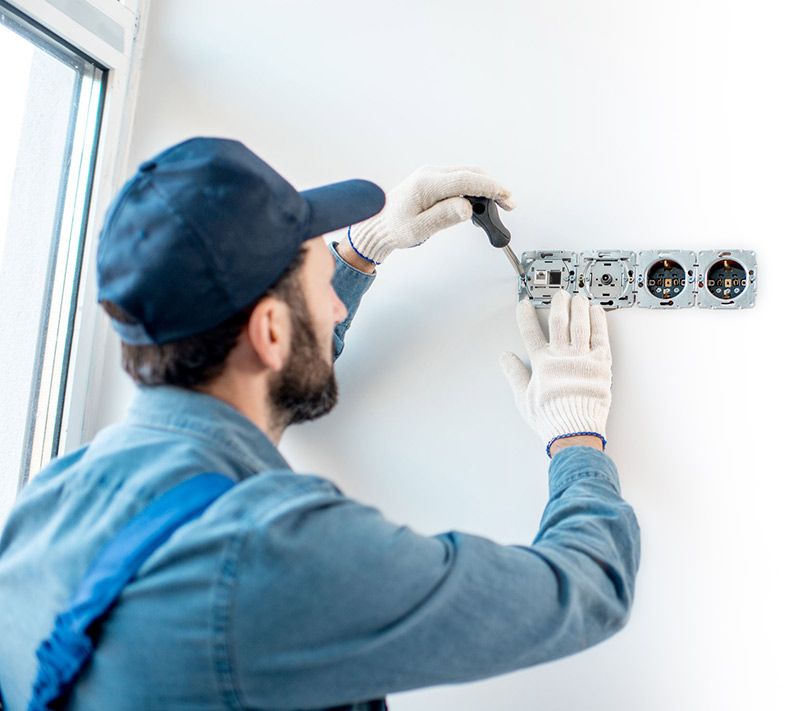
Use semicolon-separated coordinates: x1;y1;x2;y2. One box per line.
635;250;696;309
696;250;757;309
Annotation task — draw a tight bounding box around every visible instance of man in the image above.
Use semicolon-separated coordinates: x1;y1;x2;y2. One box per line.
0;138;640;710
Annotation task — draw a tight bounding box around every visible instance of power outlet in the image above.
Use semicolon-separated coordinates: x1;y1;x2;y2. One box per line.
696;250;757;309
635;250;696;309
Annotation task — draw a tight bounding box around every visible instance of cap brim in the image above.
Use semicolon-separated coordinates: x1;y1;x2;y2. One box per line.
300;179;385;239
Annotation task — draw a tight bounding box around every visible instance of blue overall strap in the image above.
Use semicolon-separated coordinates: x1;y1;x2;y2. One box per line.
28;473;235;711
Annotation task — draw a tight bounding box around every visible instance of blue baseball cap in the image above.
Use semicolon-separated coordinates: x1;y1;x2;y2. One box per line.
97;137;386;345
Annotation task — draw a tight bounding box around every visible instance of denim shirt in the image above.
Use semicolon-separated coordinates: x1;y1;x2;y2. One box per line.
0;243;640;710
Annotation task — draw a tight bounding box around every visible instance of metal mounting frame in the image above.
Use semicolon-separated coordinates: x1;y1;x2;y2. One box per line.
521;250;577;307
517;249;757;309
576;250;636;309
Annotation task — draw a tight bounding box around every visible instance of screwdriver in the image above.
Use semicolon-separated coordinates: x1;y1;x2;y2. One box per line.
465;196;525;278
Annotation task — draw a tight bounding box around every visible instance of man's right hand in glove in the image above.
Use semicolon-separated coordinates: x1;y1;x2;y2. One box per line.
500;289;613;457
344;165;514;267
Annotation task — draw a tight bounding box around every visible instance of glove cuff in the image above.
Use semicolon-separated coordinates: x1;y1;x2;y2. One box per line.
346;226;382;266
349;216;393;264
539;395;609;445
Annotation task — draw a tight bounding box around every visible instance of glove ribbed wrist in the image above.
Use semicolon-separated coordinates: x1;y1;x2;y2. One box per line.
349;216;393;264
538;395;609;444
347;226;381;265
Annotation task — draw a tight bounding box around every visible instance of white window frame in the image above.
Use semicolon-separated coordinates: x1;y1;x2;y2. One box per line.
8;0;149;482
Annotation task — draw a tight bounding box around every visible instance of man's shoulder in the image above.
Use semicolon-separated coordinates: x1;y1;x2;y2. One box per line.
203;469;344;534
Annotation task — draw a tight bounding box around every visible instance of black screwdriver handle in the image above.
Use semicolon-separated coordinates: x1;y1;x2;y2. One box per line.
465;195;511;248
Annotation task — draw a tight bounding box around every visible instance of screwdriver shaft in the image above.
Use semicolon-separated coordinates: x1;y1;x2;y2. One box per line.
502;245;525;278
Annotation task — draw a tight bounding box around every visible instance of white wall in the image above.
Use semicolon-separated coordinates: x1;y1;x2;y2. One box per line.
91;1;799;708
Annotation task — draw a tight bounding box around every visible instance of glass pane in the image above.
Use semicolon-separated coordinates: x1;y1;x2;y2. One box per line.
0;4;105;521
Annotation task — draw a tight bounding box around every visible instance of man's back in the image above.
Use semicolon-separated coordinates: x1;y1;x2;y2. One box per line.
0;386;343;709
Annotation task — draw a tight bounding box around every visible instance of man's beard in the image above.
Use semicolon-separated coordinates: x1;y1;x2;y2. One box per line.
269;290;338;428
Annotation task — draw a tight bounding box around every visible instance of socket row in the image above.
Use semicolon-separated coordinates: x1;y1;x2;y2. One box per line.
518;249;757;309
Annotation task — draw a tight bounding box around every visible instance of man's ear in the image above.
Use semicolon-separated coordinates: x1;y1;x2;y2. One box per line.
246;296;291;372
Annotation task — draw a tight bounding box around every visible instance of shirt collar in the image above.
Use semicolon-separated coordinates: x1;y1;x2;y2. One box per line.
125;385;291;477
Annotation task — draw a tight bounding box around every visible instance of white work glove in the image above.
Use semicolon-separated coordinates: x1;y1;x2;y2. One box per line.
500;290;612;456
348;165;514;264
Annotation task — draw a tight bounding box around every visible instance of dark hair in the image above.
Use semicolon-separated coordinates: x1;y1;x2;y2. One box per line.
102;248;307;388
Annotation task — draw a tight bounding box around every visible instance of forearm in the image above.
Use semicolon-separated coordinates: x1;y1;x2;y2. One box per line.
329;241;377;360
540;446;638;611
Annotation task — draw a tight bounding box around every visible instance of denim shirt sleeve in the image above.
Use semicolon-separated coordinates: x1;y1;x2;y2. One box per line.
329;241;376;360
229;447;641;709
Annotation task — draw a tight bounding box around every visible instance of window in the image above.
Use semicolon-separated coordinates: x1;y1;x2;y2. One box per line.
0;1;105;518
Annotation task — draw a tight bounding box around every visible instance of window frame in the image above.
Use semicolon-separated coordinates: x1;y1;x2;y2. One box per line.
5;0;148;488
